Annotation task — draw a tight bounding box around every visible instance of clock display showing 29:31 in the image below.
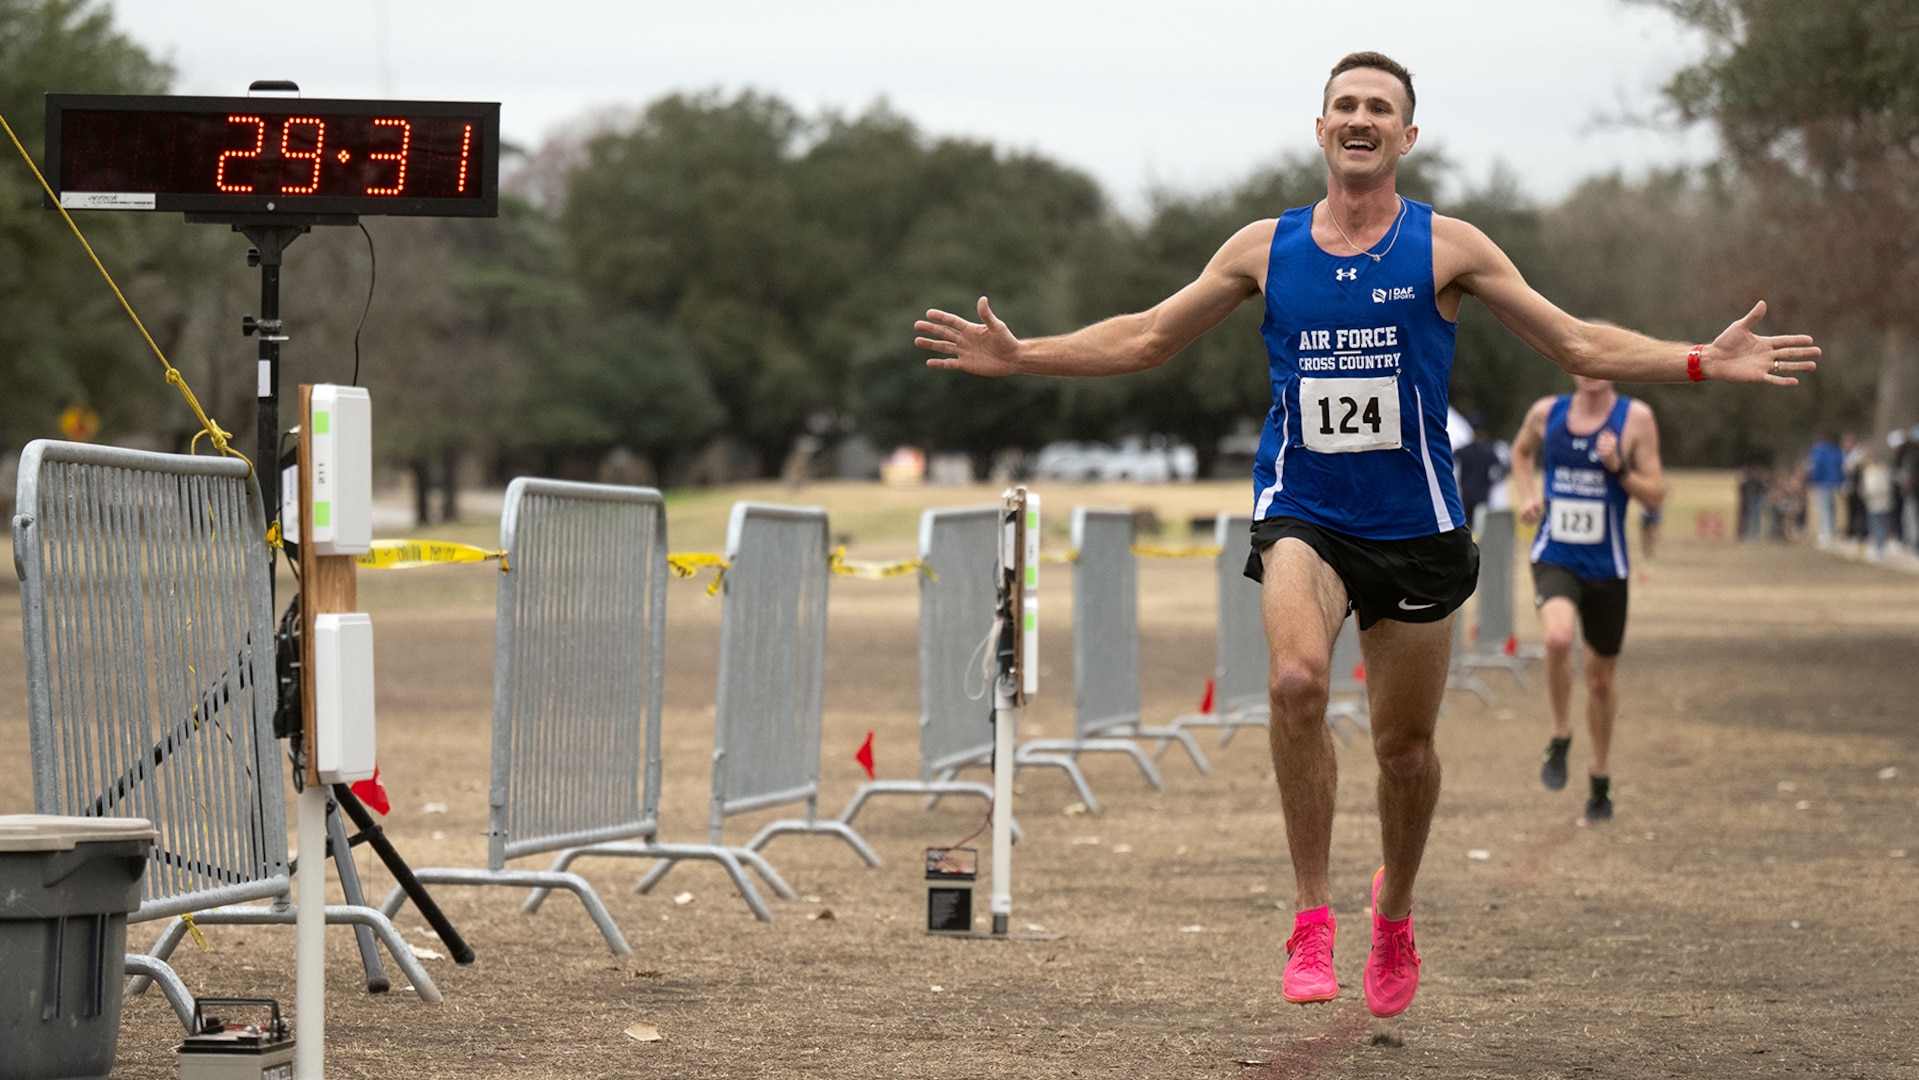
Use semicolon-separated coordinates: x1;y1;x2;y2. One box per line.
45;94;501;218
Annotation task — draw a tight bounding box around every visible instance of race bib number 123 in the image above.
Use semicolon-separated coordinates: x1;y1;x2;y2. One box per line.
1549;497;1607;545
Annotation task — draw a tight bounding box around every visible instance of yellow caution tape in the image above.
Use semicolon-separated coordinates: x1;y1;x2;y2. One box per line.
829;546;936;582
1037;544;1220;563
1131;544;1223;559
355;539;506;571
668;552;730;595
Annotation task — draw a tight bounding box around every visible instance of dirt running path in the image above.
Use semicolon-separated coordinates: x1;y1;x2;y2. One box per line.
1;475;1913;1078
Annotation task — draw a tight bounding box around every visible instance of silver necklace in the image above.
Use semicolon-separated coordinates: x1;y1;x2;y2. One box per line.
1324;196;1407;262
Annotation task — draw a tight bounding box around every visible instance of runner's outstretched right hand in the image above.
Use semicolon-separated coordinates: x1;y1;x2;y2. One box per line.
916;297;1022;377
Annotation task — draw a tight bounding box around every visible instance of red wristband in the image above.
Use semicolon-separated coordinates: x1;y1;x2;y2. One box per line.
1687;344;1705;382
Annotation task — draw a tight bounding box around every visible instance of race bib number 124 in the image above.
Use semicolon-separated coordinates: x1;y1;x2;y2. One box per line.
1301;376;1402;453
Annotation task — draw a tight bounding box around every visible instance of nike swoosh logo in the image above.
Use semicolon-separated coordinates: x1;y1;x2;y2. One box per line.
1397;599;1437;611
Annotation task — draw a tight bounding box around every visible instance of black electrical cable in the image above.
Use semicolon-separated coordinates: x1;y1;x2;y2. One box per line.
350;221;376;387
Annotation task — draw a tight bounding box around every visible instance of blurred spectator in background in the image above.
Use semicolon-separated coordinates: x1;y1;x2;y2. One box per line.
1897;428;1919;552
1885;430;1908;547
1738;456;1772;541
1843;432;1868;541
1767;463;1805;543
1453;412;1509;531
1804;433;1846;548
1861;446;1895;561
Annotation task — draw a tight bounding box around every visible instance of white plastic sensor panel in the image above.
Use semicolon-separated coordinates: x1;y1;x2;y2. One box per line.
1022;493;1040;698
310;384;372;555
280;462;301;545
314;612;377;784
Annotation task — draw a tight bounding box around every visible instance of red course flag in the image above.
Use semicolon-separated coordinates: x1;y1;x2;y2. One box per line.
855;731;876;780
1352;661;1366;683
351;764;391;816
1503;634;1519;657
1198;678;1216;715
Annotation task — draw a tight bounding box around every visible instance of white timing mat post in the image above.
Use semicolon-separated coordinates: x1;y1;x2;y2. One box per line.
989;488;1042;938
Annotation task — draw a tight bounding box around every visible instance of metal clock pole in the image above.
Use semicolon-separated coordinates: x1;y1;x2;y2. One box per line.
190;212;476;991
236;221;307;572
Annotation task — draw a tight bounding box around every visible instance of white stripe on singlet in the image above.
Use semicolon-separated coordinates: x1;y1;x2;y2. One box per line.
1415;386;1452;532
1253;394;1292;520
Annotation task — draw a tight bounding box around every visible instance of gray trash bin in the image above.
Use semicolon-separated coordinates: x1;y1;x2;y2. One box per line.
0;815;156;1080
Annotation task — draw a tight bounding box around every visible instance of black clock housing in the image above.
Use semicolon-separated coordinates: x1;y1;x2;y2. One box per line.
45;93;500;218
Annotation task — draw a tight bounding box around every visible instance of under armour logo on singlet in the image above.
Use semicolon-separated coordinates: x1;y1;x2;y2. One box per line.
1335;267;1359;282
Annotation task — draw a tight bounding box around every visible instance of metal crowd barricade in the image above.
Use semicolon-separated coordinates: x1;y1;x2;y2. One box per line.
13;440;437;1029
380;478;707;948
835;505;1048;832
1447;606;1495;706
1455;508;1540;685
1164;513;1269;748
636;502;876;903
481;482;792;924
1324;613;1371;743
1015;508;1208;811
1160;512;1379;748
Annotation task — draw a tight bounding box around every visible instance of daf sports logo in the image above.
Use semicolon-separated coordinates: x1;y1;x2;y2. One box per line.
1334;267;1359;282
1373;286;1416;303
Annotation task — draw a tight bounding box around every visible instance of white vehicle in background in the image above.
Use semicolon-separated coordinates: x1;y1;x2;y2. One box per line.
1032;441;1105;482
1031;436;1198;483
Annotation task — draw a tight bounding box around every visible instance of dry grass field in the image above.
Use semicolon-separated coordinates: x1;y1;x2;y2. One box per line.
1;471;1914;1078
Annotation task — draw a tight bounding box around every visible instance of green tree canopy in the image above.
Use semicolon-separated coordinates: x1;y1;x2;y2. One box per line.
0;0;179;449
1649;0;1919;436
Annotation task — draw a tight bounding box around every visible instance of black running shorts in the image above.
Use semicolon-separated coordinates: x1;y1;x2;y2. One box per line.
1530;560;1630;657
1244;516;1480;631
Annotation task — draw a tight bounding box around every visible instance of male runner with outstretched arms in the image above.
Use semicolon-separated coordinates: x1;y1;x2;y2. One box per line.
1509;375;1666;821
914;51;1817;1017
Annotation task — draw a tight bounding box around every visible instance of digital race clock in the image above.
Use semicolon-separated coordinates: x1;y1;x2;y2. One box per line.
44;93;500;218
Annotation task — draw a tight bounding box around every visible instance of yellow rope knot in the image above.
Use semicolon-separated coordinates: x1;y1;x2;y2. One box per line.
181;912;210;952
668;552;730;595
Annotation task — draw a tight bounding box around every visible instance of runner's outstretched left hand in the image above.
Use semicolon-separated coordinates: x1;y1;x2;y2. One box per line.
1704;301;1819;385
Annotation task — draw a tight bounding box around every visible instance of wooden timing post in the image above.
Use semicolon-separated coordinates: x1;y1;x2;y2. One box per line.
296;383;359;787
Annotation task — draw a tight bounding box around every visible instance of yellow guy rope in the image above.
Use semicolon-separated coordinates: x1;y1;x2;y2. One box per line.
0;112;249;471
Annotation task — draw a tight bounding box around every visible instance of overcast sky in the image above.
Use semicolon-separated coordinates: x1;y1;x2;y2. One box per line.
107;0;1717;215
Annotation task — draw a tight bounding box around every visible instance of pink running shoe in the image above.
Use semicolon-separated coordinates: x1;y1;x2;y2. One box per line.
1282;906;1339;1004
1364;867;1421;1017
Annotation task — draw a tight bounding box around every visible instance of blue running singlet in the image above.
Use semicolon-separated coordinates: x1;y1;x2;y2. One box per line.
1529;393;1634;580
1251;198;1465;540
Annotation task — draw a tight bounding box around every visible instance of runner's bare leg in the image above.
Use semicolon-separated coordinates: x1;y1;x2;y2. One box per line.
1357;615;1452;921
1261;539;1351;914
1538;597;1579;739
1583;649;1619;776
